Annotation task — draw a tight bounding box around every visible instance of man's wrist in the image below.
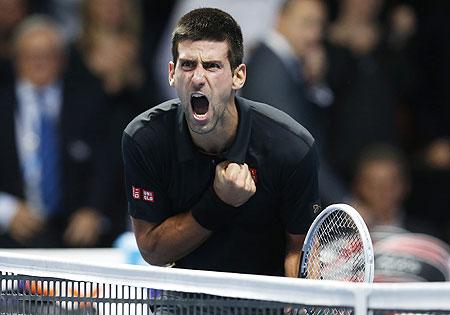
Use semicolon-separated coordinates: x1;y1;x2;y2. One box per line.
191;187;240;231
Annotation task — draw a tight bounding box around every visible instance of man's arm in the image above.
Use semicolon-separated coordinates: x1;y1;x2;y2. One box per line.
131;161;256;266
284;232;306;278
132;212;211;266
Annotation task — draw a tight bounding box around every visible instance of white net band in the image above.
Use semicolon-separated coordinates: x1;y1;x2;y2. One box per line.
1;251;450;314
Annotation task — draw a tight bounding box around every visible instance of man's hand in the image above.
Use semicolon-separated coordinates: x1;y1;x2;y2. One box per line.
8;202;45;243
64;207;103;246
213;162;256;207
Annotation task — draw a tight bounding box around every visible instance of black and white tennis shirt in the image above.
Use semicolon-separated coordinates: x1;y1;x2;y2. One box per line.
122;96;320;276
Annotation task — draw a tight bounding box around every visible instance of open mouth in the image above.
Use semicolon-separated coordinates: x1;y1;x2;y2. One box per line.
190;93;209;121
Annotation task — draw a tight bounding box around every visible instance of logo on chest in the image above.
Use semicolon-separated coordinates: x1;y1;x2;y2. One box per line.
132;186;155;202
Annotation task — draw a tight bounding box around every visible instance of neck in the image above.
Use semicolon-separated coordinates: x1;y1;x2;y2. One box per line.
191;99;239;155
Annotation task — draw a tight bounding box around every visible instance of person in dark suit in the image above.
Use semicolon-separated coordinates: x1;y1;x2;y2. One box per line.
0;15;121;248
241;0;349;205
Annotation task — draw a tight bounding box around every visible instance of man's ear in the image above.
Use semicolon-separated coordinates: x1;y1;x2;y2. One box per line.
168;61;175;86
232;64;246;90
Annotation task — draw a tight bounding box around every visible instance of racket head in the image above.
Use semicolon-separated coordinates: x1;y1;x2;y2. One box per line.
299;203;374;283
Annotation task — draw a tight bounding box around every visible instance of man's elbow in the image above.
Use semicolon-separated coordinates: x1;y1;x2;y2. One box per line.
132;218;170;266
138;247;170;266
135;234;171;266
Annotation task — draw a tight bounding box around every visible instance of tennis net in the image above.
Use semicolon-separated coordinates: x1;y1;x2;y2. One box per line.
1;251;450;314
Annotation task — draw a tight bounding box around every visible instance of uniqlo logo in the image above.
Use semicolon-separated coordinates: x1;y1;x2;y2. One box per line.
249;168;257;183
143;190;154;202
132;186;141;200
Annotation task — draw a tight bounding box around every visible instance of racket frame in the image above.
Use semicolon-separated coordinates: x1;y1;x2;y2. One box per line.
299;203;374;283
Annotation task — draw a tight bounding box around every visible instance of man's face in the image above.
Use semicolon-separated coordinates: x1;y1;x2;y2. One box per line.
278;0;326;57
15;27;63;87
356;160;407;214
169;40;244;135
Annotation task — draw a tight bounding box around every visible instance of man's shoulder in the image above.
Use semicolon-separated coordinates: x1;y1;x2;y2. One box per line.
124;98;180;138
240;97;315;148
245;42;281;71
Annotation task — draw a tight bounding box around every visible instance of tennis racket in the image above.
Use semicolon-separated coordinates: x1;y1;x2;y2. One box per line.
299;203;374;283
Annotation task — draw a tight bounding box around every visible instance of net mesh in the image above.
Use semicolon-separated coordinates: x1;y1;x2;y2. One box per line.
301;210;366;282
0;271;356;315
1;251;450;315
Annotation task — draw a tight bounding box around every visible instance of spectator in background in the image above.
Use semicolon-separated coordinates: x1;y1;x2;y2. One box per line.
71;0;143;88
242;0;327;136
0;15;116;248
351;144;450;284
327;0;417;182
0;0;29;87
67;0;161;232
36;0;83;44
409;0;450;167
349;143;435;243
405;0;450;244
241;0;349;205
374;233;450;282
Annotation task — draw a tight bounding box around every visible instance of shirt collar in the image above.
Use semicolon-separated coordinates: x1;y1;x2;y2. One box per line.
16;79;61;94
16;79;63;116
175;96;252;163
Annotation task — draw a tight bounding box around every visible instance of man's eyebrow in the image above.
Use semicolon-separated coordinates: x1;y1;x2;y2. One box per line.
201;60;223;64
200;59;225;68
178;58;196;62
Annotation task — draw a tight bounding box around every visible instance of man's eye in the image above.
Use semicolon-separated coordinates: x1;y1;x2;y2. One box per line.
204;62;221;70
181;61;195;69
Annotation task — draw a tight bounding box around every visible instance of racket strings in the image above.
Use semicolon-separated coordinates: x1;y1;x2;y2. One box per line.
303;210;366;282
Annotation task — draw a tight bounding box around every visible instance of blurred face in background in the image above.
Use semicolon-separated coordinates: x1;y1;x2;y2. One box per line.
342;0;384;21
0;0;27;57
15;26;64;87
86;0;129;29
0;0;27;32
277;0;327;58
354;159;408;220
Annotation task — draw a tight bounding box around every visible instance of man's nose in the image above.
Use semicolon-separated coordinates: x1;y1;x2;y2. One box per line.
192;65;206;86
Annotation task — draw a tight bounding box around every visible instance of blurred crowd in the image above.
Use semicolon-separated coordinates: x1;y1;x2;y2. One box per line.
0;0;449;274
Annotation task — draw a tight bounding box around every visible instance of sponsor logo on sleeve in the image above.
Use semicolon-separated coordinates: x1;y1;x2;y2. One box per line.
132;187;155;202
143;190;155;202
132;186;141;200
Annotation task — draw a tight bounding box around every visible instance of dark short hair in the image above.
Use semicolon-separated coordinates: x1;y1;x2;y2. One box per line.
171;7;244;71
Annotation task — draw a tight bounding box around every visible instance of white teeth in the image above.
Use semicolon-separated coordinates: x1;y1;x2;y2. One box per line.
194;113;207;119
191;93;204;98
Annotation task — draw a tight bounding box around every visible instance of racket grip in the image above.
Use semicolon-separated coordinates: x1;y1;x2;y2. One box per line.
191;186;240;231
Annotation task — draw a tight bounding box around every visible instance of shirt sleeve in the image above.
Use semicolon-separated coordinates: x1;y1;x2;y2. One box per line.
279;145;321;234
122;132;171;223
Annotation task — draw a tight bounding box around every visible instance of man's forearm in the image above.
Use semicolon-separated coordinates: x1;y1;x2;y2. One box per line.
284;233;306;277
284;251;301;277
132;212;212;266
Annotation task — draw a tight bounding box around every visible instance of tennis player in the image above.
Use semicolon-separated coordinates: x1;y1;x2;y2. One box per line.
122;7;320;277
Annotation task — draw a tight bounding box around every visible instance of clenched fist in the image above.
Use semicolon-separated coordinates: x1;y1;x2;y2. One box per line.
213;161;256;207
